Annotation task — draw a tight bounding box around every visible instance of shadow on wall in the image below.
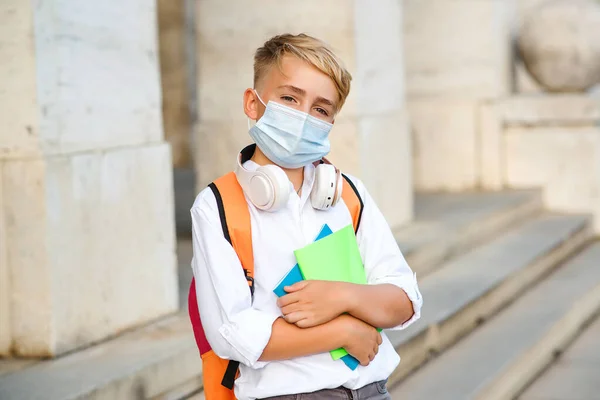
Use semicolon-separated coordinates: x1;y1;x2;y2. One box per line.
174;167;196;237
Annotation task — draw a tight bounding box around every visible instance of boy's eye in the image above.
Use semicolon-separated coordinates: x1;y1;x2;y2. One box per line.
281;96;297;103
315;107;329;116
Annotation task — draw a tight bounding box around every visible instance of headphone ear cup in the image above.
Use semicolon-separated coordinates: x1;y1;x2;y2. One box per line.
256;165;290;211
331;169;343;206
311;164;337;210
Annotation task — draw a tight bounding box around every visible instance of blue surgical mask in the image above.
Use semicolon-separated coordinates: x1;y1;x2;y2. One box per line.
249;91;333;169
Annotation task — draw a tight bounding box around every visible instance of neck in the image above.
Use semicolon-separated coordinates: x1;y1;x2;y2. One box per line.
251;147;304;192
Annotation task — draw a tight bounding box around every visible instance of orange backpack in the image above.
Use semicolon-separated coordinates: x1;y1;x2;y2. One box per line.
188;170;364;400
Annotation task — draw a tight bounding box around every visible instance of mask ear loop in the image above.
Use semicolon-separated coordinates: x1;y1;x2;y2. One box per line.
248;89;268;130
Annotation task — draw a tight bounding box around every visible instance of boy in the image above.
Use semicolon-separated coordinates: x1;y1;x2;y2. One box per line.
191;33;422;400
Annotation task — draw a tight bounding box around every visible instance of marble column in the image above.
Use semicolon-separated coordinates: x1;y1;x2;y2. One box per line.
0;0;178;357
195;0;413;228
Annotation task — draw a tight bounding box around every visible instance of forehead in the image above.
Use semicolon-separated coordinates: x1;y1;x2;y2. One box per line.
261;55;338;103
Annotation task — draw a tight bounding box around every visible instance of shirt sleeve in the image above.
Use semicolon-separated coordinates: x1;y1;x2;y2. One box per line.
190;191;279;368
351;177;423;330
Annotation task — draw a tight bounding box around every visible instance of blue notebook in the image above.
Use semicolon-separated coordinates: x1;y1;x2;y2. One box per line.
273;224;360;370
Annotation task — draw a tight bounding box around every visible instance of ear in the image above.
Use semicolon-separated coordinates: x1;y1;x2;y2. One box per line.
243;88;260;120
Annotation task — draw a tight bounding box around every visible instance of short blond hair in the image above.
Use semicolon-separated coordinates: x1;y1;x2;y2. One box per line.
254;33;352;111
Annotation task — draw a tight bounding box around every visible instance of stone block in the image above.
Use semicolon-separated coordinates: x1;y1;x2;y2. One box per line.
0;0;39;159
354;0;406;116
32;0;163;154
404;0;513;99
410;99;478;191
504;127;600;232
359;110;412;228
3;143;178;356
158;0;193;168
327;117;360;178
0;161;9;355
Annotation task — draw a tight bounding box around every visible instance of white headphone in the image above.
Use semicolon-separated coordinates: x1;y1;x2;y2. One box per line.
234;145;343;212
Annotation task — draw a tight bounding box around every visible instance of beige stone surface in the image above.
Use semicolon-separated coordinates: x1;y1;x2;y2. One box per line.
518;0;600;92
359;110;413;227
505;127;600;232
3;144;178;357
0;0;40;159
410;99;478;191
478;101;504;190
31;0;163;155
0;161;9;355
404;0;513;99
158;0;192;168
327;117;360;178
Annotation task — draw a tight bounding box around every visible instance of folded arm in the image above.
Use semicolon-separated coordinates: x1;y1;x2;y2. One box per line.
191;194;370;367
279;177;422;330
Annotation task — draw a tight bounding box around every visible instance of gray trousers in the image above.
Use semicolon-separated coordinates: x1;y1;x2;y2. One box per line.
260;380;391;400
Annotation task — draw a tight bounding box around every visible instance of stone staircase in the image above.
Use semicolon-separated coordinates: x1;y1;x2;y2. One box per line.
1;189;598;400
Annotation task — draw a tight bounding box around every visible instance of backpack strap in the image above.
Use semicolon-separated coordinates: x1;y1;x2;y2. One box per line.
208;171;254;390
209;172;255;294
341;173;364;233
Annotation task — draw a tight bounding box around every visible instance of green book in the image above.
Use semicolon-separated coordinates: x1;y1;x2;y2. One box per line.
294;224;368;360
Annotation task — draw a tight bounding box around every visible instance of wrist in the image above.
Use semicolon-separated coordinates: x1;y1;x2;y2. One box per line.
331;313;353;348
339;282;359;315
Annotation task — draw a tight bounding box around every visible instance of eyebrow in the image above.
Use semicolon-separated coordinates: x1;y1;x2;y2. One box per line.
277;85;337;110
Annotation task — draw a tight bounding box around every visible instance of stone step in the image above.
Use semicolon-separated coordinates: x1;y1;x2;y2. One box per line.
0;190;546;400
398;190;542;277
0;315;202;400
390;242;600;400
386;213;592;385
519;310;600;400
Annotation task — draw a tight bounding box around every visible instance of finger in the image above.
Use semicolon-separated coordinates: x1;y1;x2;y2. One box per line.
376;332;383;345
284;311;309;325
296;318;317;329
369;352;375;361
360;356;370;366
281;302;302;316
277;292;300;308
284;281;308;293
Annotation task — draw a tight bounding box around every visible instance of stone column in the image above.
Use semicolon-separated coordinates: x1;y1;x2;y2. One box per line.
158;0;194;168
0;0;178;357
404;0;515;191
195;0;412;228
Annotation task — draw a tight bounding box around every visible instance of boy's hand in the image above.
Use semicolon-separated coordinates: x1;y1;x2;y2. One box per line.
336;314;382;366
278;280;351;328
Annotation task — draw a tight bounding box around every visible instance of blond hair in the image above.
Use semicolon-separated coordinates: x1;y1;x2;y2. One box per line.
254;33;352;111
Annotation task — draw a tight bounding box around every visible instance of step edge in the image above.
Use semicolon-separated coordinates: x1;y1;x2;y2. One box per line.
475;282;600;400
387;219;594;386
406;192;544;277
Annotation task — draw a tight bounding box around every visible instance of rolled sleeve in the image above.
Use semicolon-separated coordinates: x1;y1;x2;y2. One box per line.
375;272;423;330
217;309;280;368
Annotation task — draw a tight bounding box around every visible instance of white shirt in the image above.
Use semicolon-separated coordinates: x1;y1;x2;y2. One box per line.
191;160;422;400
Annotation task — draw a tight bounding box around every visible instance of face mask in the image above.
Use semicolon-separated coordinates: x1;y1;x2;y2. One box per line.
249;91;333;169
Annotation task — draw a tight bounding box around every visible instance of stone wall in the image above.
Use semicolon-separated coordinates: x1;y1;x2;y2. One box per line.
0;0;178;357
158;0;194;168
479;94;600;232
404;0;515;191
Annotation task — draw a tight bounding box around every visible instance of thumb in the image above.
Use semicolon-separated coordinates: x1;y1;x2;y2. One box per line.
284;280;308;293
